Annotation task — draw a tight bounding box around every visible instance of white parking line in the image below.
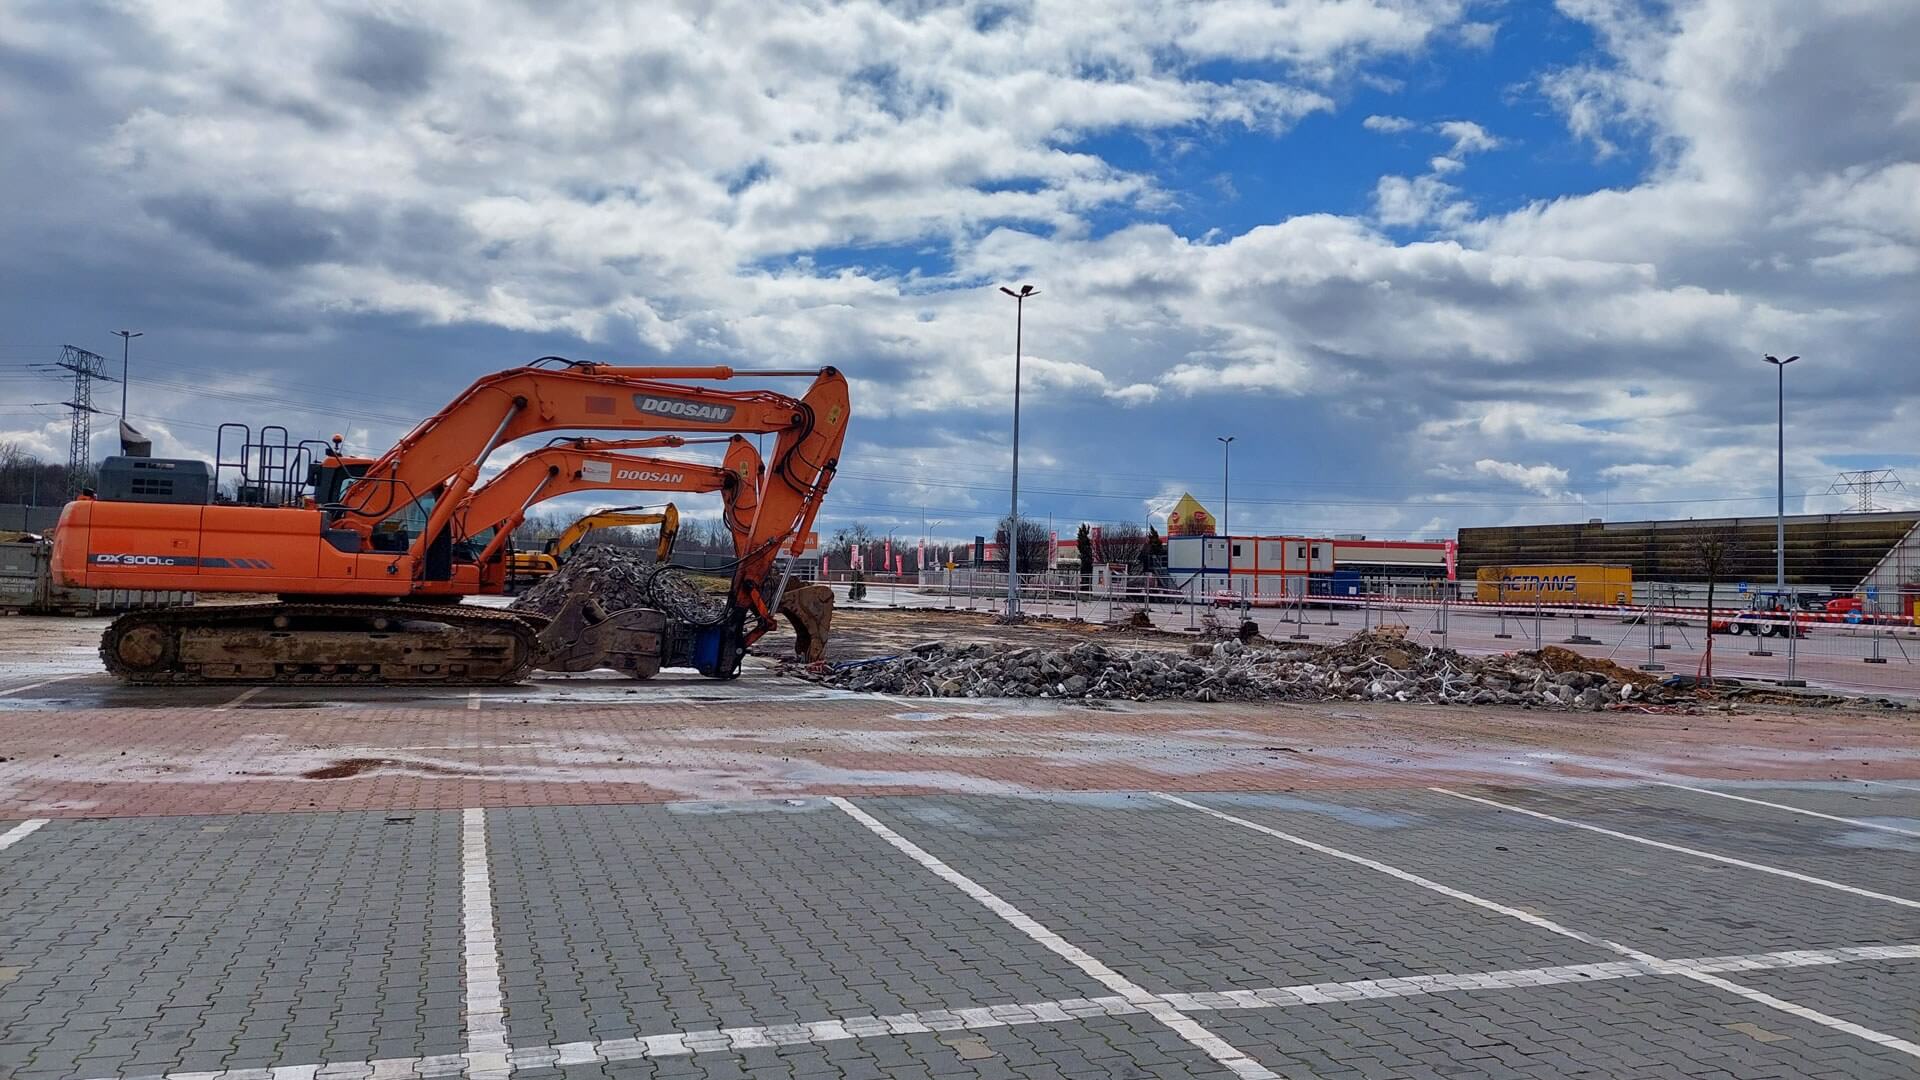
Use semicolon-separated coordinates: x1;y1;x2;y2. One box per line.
70;943;1920;1080
1654;781;1920;838
1154;792;1920;1061
215;686;266;711
0;674;78;697
829;796;1281;1080
1430;787;1920;909
461;808;510;1080
0;818;49;852
1861;779;1920;794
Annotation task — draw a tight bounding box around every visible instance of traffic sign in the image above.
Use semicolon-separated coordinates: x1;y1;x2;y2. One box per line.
1737;581;1748;594
1867;586;1880;600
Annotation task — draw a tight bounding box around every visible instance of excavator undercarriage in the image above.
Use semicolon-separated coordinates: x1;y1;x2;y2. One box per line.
100;601;545;684
95;581;815;686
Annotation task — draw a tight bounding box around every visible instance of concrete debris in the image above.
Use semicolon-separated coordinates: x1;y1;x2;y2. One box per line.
792;630;1691;709
511;546;727;625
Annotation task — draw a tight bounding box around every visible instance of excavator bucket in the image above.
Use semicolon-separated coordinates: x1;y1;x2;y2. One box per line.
778;583;834;664
531;568;667;679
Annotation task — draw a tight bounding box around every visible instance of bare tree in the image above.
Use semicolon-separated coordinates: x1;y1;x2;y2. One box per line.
0;443;69;507
994;516;1051;573
1092;523;1147;569
1690;525;1741;685
827;522;874;570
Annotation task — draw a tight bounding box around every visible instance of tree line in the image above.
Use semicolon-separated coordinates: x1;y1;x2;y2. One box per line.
0;443;77;506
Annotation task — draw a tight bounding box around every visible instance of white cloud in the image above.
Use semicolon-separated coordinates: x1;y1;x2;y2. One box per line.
1105;382;1161;406
1372;174;1467;226
1363;114;1416;133
1434;119;1501;157
1456;21;1499;49
1474;458;1572;496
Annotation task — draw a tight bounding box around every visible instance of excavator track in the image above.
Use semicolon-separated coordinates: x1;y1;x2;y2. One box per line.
100;602;546;685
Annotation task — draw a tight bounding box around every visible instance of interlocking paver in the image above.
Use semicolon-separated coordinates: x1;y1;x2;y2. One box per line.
1204;979;1916;1079
1468;783;1920;899
1732;959;1920;1045
2;782;1913;1080
855;792;1615;994
0;812;467;1078
488;801;1111;1050
1187;788;1916;957
1657;781;1920;821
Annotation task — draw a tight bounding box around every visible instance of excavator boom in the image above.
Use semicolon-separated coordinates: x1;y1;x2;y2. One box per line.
456;436;761;565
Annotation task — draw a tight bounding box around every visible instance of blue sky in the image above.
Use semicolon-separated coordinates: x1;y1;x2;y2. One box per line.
0;0;1914;545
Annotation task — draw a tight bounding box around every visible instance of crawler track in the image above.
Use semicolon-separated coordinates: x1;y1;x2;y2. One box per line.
100;602;545;684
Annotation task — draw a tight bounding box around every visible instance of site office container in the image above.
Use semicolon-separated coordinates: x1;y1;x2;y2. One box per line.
1169;535;1332;598
1474;563;1633;606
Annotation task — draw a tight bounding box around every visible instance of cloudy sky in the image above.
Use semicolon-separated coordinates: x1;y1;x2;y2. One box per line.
1;0;1915;541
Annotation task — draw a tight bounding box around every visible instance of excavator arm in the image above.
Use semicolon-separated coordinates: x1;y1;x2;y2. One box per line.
548;504;683;563
454;436;762;565
330;361;833;580
721;369;849;655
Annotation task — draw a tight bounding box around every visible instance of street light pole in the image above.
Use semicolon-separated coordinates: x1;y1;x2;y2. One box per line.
1763;354;1799;593
999;284;1037;616
111;330;142;420
1216;435;1235;536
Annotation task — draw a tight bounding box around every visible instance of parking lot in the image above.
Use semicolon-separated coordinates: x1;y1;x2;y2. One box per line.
3;780;1918;1080
4;631;1919;1080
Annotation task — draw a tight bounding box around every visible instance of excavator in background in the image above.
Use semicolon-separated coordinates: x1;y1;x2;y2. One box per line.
521;503;682;579
442;434;760;594
52;359;847;683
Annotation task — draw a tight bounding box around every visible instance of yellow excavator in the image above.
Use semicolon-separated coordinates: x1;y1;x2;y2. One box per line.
551;503;681;563
506;504;681;586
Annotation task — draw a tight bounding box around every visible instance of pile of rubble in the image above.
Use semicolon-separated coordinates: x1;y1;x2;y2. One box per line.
511;546;726;625
793;630;1687;709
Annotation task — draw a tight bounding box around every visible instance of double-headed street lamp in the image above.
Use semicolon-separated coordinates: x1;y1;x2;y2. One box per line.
111;329;142;420
1763;354;1799;594
1216;436;1235;536
1000;284;1037;616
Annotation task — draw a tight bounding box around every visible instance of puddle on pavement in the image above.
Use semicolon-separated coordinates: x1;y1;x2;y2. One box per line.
666;797;829;816
1198;792;1415;829
1829;820;1920;853
300;757;478;780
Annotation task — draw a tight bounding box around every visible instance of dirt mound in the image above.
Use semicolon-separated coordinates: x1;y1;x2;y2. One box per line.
1524;645;1661;687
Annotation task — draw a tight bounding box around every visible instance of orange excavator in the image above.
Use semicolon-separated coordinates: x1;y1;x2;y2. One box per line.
52;359;847;683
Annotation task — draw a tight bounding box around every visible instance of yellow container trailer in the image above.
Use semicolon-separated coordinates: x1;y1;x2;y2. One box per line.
1475;564;1633;606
